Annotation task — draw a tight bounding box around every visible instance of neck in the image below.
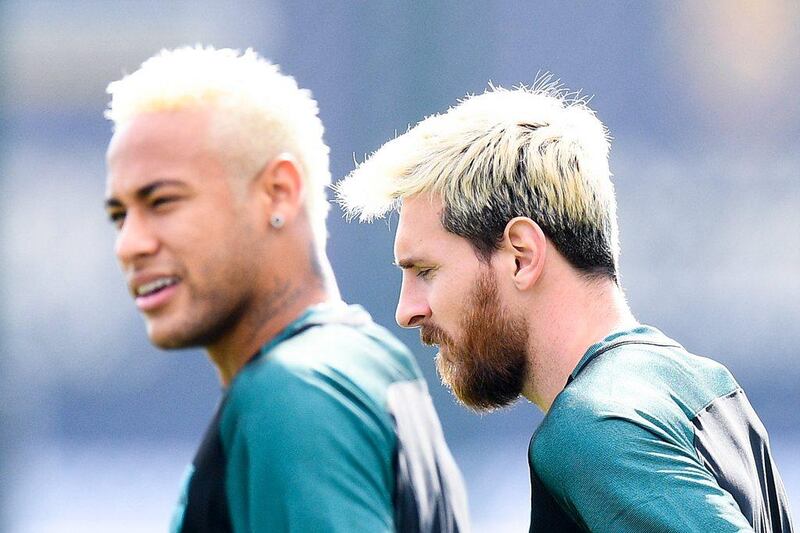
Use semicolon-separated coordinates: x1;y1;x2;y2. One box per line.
207;253;340;387
522;274;637;412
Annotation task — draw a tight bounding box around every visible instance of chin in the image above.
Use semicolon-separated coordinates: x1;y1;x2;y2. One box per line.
148;332;185;350
146;321;195;350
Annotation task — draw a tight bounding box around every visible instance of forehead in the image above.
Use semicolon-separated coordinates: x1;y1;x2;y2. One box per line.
105;108;221;197
394;194;471;260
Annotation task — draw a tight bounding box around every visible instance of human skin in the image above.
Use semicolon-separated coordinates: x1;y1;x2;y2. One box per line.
394;194;528;411
393;193;637;412
105;107;328;384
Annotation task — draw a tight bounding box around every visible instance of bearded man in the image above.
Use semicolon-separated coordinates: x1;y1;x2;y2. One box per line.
104;45;468;533
336;86;795;532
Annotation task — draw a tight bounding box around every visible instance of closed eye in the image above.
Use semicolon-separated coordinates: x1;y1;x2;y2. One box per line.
395;259;437;280
417;267;436;280
107;210;126;228
151;196;179;208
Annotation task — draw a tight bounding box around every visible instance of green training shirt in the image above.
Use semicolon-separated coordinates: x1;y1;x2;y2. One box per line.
170;301;468;532
529;325;794;532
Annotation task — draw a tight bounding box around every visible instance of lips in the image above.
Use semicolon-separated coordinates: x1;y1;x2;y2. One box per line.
136;276;179;296
130;275;181;312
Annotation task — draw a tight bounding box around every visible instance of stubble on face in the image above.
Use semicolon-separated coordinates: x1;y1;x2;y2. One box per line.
144;187;308;355
146;251;283;351
421;268;529;412
108;108;294;354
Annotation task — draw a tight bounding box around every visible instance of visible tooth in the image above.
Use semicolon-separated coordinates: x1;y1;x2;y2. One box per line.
137;277;175;296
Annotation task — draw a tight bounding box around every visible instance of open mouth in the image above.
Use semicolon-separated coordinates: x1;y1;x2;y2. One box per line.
134;276;181;312
136;277;179;297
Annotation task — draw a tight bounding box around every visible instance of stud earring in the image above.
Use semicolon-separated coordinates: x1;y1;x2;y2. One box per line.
270;213;285;229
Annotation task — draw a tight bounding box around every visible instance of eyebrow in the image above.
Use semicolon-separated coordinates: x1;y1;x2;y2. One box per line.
104;179;187;209
394;258;425;269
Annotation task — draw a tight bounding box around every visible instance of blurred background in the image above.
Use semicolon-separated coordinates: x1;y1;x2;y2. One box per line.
1;1;798;531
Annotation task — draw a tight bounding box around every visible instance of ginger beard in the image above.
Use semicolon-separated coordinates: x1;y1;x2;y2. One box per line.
421;267;529;412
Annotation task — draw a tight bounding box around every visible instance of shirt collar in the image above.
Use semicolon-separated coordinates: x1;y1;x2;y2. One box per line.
569;324;682;382
257;300;369;356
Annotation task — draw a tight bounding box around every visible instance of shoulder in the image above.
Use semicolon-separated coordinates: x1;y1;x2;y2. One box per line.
221;313;421;449
529;333;757;531
277;306;420;382
530;339;741;501
216;312;417;532
569;338;740;424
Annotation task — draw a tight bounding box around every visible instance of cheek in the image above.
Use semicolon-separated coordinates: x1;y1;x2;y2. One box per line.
173;217;252;280
429;280;465;325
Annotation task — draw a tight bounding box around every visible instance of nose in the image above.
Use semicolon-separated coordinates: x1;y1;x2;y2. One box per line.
115;209;159;265
395;275;430;328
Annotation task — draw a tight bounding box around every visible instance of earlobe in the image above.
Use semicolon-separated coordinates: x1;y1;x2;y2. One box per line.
503;217;546;290
253;154;305;225
269;213;285;229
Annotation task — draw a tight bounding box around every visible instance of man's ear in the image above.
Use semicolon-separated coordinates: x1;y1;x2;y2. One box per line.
503;217;546;290
251;153;305;224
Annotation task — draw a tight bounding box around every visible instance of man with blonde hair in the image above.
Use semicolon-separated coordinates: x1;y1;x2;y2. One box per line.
337;85;794;532
104;45;467;532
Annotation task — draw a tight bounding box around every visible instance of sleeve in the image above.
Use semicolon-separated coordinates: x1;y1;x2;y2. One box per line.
220;366;396;533
531;402;756;533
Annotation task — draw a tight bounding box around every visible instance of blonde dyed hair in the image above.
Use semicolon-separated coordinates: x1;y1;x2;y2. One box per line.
336;84;620;281
106;45;331;247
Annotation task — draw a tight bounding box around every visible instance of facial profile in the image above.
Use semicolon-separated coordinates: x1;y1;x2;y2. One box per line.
392;193;530;412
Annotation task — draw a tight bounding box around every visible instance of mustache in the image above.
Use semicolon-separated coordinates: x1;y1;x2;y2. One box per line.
420;324;452;346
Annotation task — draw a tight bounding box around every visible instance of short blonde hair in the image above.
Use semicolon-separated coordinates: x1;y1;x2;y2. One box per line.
106;45;331;247
336;84;620;281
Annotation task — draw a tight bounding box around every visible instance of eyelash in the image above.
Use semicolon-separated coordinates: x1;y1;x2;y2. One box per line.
109;212;126;227
417;268;435;280
107;196;178;227
151;196;177;207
